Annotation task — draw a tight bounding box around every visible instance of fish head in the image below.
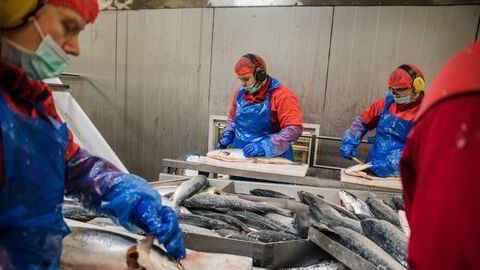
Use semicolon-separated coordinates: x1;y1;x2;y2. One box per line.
338;190;356;209
297;191;316;205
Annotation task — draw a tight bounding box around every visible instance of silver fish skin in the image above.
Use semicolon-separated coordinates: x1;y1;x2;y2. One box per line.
246;230;300;243
171;175;208;209
162;196;191;214
86;217;117;228
264;213;298;235
176;213;238;231
330;226;406;270
393;196;405;211
383;198;398;211
338;190;374;219
366;198;401;227
228;210;293;232
361;219;408;268
183;193;293;217
226;233;260;242
61;227;183;270
214;229;246;237
191;210;251;232
63;203;99;222
293;211;315;238
309;204;363;234
249;189;294;200
298;191;360;221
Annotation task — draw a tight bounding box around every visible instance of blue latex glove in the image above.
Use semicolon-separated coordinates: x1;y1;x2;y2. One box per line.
216;131;235;149
340;115;368;160
243;142;265;157
65;148;186;260
133;200;186;260
340;143;357;160
215;142;227;149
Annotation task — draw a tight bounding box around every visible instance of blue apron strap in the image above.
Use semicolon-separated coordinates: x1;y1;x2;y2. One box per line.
384;95;394;113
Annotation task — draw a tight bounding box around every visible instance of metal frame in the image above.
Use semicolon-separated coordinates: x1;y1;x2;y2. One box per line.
100;0;479;10
162;158;401;192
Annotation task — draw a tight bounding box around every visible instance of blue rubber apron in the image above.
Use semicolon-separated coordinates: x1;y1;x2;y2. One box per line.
0;92;70;269
366;95;413;177
231;81;293;160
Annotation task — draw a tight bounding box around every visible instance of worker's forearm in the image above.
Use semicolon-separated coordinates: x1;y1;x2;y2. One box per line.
64;148;162;230
260;125;303;158
342;115;368;148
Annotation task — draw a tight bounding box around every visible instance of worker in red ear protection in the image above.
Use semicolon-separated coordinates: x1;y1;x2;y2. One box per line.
216;53;304;160
340;64;425;177
0;1;185;268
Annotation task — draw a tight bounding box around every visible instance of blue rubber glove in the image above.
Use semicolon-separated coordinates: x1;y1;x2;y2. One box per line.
243;142;265;157
340;143;357;160
216;131;235;149
215;142;227;149
133;200;186;260
340;115;368;160
65;148;186;260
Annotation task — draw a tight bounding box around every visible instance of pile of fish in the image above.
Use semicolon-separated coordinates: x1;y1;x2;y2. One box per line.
63;175;409;270
61;223;253;270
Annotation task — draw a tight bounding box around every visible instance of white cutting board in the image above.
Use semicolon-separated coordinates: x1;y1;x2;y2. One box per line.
197;156;309;177
340;168;402;190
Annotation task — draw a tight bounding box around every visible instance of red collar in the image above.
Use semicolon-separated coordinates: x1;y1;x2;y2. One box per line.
0;62;49;101
244;78;270;102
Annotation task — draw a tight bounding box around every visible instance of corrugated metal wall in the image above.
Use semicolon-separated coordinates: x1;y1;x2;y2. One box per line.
63;6;480;181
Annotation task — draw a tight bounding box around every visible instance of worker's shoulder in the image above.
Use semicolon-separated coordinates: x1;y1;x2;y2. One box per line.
271;83;298;99
368;97;386;109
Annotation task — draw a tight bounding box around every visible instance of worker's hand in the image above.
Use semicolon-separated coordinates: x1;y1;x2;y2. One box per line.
243;142;265;157
215;141;227;149
133;199;186;260
216;133;234;149
340;143;357;160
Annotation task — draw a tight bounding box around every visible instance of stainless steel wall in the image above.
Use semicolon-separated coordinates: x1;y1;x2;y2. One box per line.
63;6;480;180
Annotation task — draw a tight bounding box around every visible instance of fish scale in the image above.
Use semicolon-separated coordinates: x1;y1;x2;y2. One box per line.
171;175;208;209
366;198;401;228
228;210;292;232
361;219;408;268
329;226;406;270
183;193;293;217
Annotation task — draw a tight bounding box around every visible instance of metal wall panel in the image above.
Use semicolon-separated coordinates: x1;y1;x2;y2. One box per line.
98;0;480;10
117;9;214;180
209;7;333;124
62;11;119;153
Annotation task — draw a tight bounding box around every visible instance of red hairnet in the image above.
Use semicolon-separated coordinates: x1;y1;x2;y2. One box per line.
388;64;424;88
234;54;267;76
49;0;99;23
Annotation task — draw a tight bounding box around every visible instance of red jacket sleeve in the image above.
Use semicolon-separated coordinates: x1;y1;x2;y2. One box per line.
227;89;238;122
271;86;303;128
359;98;385;130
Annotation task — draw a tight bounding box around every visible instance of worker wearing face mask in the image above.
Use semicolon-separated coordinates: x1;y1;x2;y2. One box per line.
0;1;185;269
216;54;304;160
340;64;425;177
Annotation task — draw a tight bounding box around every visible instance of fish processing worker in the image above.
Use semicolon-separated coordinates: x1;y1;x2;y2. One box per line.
400;43;480;270
0;1;185;268
216;54;304;160
340;64;425;177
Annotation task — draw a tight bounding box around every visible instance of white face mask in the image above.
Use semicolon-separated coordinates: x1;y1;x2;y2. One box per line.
1;18;71;80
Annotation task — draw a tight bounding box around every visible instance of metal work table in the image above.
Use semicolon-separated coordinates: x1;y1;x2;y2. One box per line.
162;158;401;193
